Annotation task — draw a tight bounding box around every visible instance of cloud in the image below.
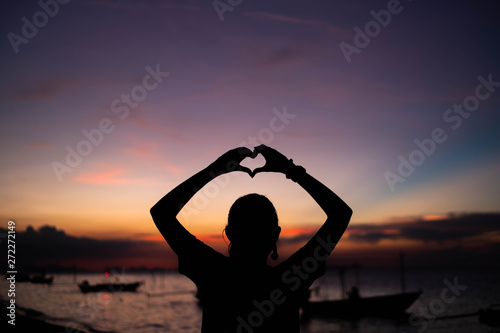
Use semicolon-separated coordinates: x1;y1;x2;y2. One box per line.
126;114;191;144
118;136;184;175
240;46;306;68
80;0;146;10
72;162;157;185
73;163;128;185
80;0;203;11
134;233;165;242
4;76;139;102
346;213;500;244
243;11;350;38
161;3;203;11
0;225;174;271
5;79;70;101
271;213;500;266
2;213;499;271
244;11;326;28
277;227;318;243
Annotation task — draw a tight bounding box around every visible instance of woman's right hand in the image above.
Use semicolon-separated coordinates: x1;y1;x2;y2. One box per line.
209;147;254;176
252;145;292;176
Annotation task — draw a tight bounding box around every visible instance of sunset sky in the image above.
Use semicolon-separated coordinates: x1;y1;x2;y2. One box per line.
1;0;499;270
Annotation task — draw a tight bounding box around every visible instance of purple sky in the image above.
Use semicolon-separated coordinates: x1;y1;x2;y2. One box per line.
1;0;499;245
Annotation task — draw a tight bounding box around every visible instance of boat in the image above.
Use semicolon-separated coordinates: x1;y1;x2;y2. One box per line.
10;273;53;285
78;280;143;293
29;275;54;285
14;273;32;282
302;253;422;318
479;306;500;327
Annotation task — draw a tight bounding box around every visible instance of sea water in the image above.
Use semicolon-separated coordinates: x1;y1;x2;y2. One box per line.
2;267;499;333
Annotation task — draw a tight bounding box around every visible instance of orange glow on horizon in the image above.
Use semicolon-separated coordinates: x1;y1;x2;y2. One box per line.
422;214;449;221
140;226;320;247
140;235;165;242
279;227;316;238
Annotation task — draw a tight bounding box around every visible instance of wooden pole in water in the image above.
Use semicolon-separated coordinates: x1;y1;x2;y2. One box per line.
400;252;406;293
355;264;360;291
339;269;346;300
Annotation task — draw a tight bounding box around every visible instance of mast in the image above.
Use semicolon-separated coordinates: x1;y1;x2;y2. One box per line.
339;269;346;300
400;252;406;293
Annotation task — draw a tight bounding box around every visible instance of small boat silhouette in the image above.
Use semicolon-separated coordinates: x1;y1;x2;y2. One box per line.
78;280;143;293
479;306;500;327
11;273;53;285
302;288;422;318
30;275;54;285
303;254;421;318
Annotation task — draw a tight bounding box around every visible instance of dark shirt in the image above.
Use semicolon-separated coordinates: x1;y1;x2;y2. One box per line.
178;234;326;333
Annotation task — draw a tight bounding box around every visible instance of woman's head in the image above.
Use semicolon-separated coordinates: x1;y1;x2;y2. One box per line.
225;193;281;261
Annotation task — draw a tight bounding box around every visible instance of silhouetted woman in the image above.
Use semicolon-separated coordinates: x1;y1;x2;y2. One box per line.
151;145;352;333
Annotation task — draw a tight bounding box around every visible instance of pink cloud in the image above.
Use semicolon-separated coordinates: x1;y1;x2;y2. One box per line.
127;114;190;144
72;162;157;185
161;3;203;12
239;45;308;69
73;164;128;185
5;76;140;101
117;135;184;175
244;11;350;39
245;11;329;27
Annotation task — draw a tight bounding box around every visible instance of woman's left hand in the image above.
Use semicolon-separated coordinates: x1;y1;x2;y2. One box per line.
209;147;254;176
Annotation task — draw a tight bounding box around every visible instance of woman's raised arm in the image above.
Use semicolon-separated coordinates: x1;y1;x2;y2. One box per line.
253;145;352;252
150;147;254;255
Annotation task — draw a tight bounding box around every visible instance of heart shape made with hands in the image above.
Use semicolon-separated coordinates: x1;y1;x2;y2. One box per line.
239;153;267;176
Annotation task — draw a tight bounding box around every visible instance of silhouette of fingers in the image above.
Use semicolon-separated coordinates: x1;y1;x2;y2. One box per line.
250;149;260;159
253;144;268;154
211;147;257;176
251;165;270;177
237;147;254;159
251;145;290;175
233;148;254;176
237;165;253;177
